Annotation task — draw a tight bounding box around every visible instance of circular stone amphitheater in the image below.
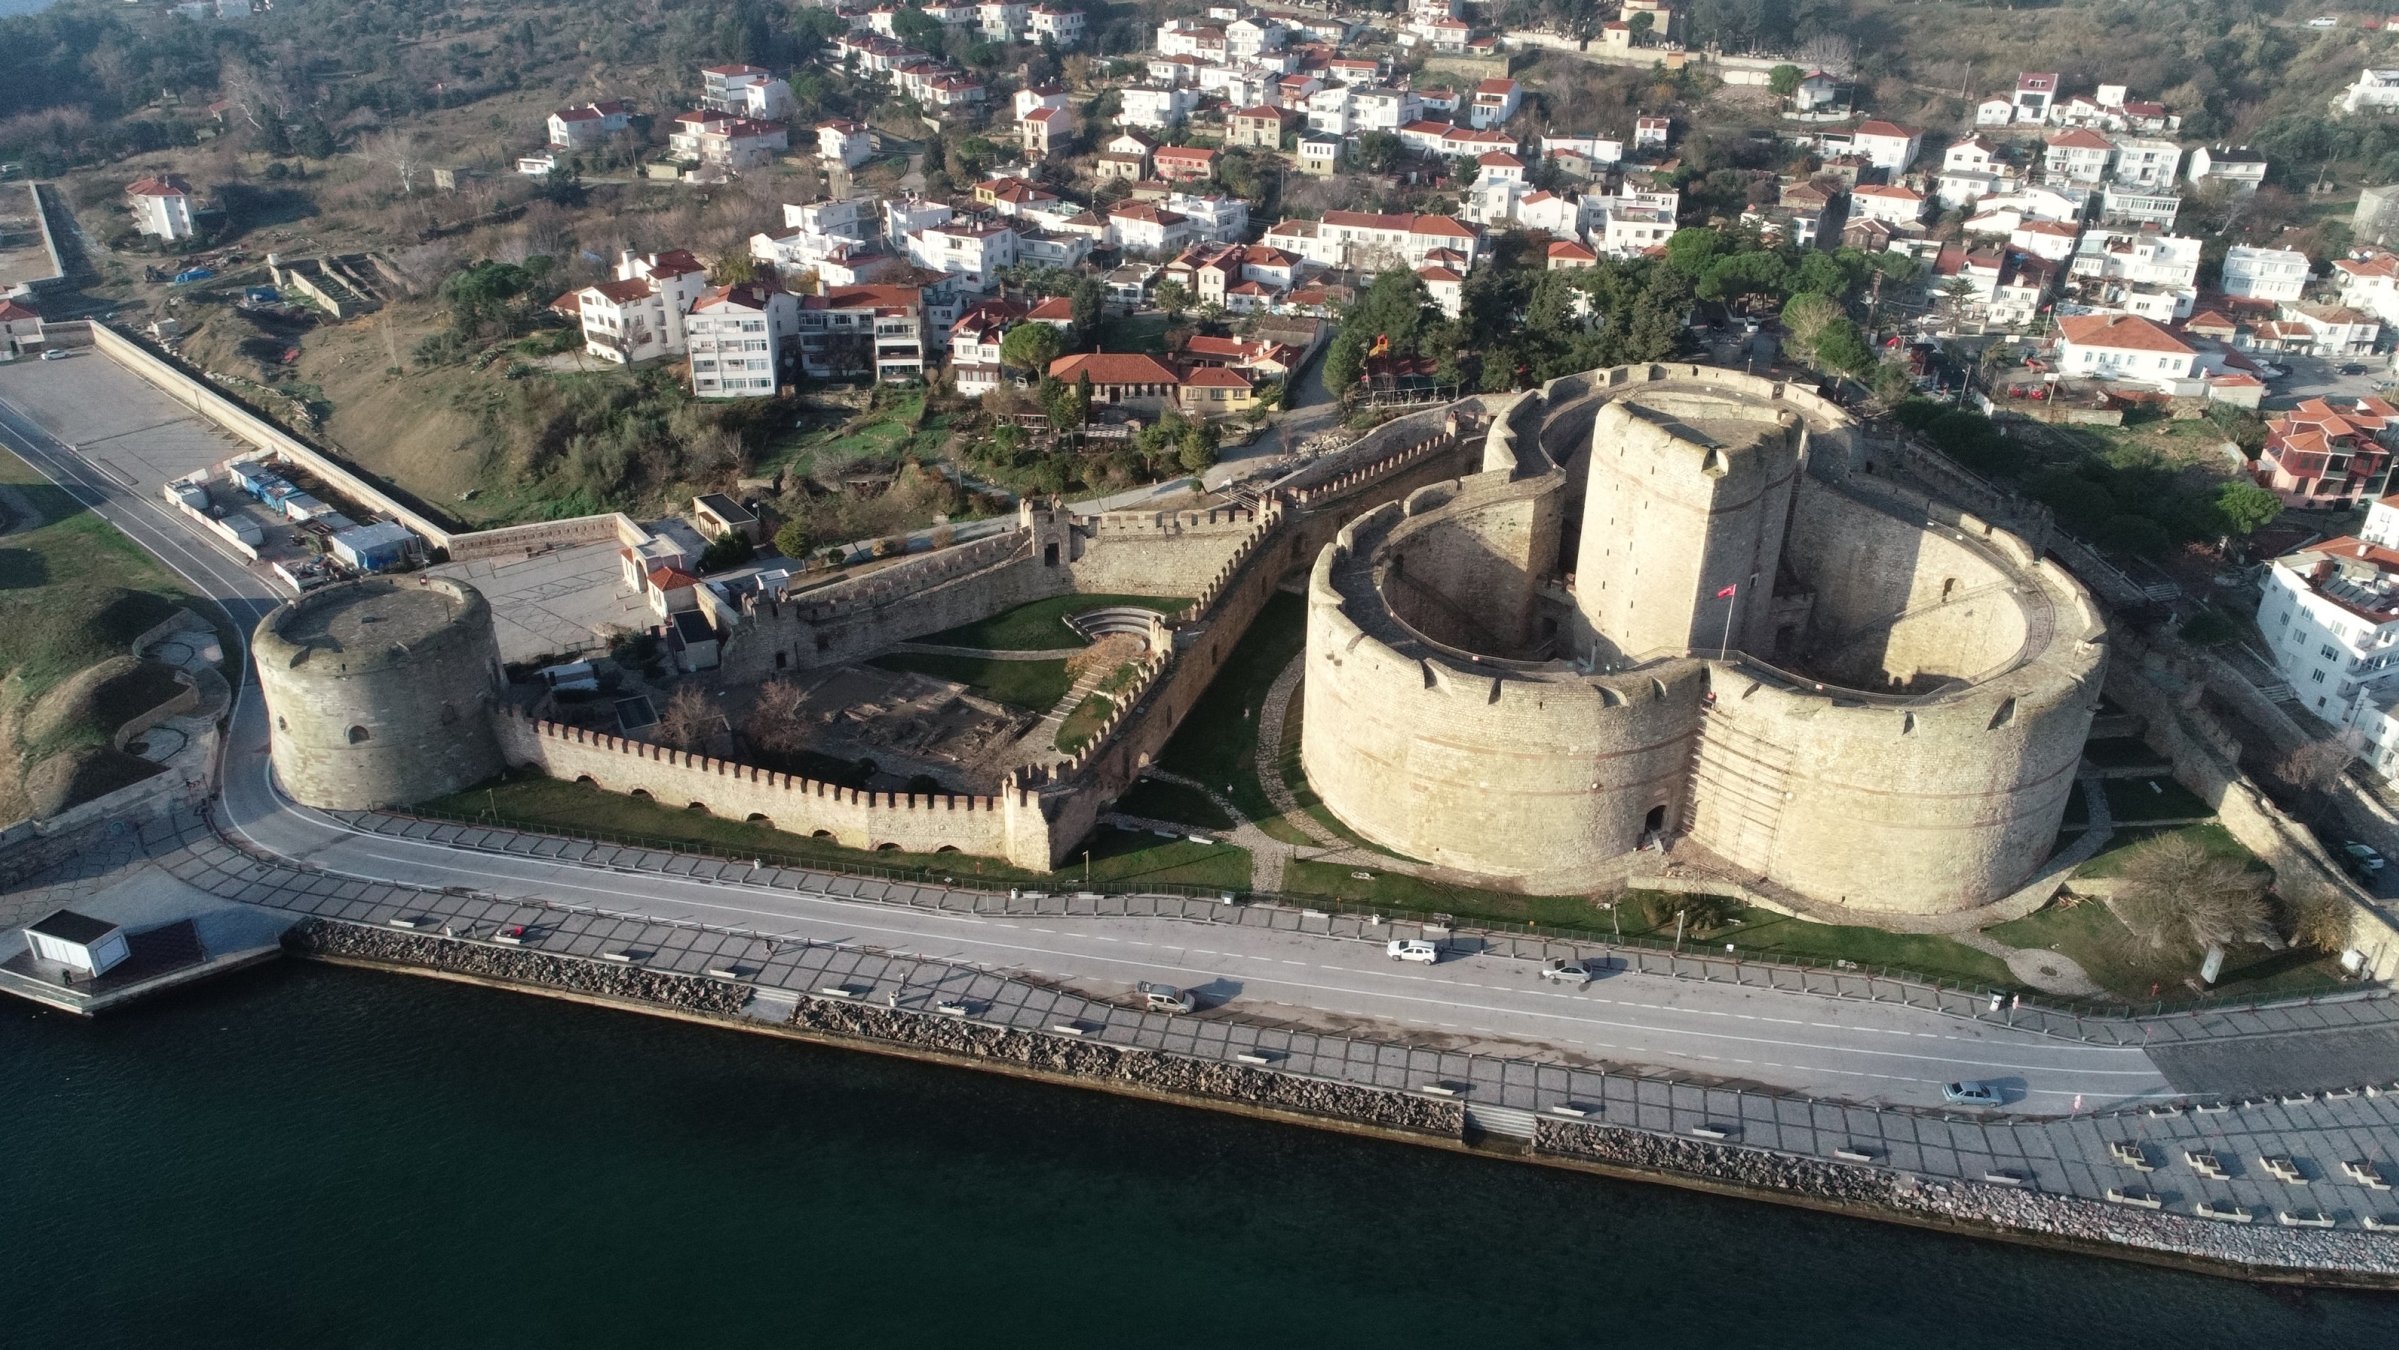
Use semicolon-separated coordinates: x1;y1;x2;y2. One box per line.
1300;365;2108;918
254;576;508;810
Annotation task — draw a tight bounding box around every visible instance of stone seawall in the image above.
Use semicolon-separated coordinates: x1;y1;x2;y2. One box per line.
285;917;1465;1138
1534;1119;2399;1283
782;999;1466;1134
284;918;751;1016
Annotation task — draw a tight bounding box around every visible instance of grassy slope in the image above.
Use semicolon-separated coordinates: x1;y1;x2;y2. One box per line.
867;652;1072;711
1989;898;2345;1003
924;593;1191;650
0;449;208;817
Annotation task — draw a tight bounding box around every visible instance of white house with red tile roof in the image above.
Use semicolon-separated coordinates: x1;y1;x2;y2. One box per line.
1847;182;1926;227
1633;115;1670;149
126;174;195;240
2258;506;2399;720
1469;77;1521;129
549;101;631;149
2042;128;2114;186
1415;263;1463;317
1263;211;1481;270
2013;72;2060;123
816;120;872;169
2008;217;2082;262
2056;311;2199;384
569;250;710;366
1847;121;1919;173
2334;250;2399;326
1546;239;1598;270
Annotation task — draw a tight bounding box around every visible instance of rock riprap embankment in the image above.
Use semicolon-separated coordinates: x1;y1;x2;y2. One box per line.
1536;1120;2399;1276
286;919;749;1017
789;999;1466;1134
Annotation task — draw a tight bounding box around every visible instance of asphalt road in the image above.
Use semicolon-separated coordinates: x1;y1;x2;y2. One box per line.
0;371;2176;1112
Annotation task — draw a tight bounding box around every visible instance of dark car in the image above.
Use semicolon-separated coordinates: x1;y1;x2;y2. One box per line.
2340;363;2369;376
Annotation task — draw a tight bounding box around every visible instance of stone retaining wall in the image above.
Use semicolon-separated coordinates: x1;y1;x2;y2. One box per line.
784;999;1466;1135
284;918;750;1016
1535;1118;2399;1278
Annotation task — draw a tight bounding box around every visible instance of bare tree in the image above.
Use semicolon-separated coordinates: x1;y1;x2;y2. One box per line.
2112;833;2271;952
1797;34;1857;79
2274;738;2356;796
655;684;716;752
362;128;426;196
2285;884;2356;955
743;678;812;754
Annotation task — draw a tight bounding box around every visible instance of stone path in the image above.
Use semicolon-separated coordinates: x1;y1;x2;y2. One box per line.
1960;772;2119;998
1013;667;1108;767
1251;653;1337;847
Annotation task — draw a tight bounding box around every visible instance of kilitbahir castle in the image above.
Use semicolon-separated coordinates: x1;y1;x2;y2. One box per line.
254;364;2104;924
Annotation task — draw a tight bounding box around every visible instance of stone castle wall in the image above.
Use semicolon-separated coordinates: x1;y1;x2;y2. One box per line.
494;711;1058;868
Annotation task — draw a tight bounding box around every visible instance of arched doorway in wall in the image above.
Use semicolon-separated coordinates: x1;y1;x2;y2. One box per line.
1643;803;1668;841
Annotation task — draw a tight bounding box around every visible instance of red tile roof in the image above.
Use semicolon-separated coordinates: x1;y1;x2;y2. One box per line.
2058;312;2194;354
1854;120;1914;139
1050;352;1182;385
2046;128;2114;150
126;174;192;197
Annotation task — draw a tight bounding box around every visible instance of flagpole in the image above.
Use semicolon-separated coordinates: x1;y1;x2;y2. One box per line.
1720;586;1736;661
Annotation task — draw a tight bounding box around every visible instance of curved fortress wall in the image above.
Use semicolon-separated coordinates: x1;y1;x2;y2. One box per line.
1302;366;2107;917
254;577;508;810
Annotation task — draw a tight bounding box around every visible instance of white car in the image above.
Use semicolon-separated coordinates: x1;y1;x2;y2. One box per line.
1387;939;1440;964
2308;15;2338;25
2343;842;2386;873
1539;957;1596;986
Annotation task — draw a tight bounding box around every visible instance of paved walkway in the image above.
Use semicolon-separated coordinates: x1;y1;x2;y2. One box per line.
14;803;2399;1243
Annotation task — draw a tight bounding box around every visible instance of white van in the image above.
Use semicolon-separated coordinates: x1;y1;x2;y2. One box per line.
1137;980;1195;1014
1387;939;1440;964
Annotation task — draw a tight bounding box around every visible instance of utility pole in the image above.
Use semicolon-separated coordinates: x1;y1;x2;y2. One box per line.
1672;908;1687;954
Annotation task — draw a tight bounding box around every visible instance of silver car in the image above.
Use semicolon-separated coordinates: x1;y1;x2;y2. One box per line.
1943;1081;2001;1107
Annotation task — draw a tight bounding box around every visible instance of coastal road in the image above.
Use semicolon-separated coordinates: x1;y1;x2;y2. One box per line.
0;367;2174;1112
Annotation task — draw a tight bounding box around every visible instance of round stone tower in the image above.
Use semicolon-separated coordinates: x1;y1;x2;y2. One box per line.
253;576;507;809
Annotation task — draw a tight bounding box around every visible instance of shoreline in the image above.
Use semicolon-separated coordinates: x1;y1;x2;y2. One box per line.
285;926;2399;1293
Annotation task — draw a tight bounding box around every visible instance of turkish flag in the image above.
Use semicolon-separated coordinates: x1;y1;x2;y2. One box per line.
1716;583;1738;599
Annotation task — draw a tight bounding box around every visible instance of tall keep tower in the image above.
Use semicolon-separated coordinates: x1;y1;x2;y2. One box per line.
1572;394;1804;667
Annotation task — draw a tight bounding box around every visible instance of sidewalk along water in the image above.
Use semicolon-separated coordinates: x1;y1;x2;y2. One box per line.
1;961;2393;1349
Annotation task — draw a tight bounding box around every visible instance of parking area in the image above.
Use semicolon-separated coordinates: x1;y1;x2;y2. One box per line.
2260;352;2393;410
0;351;243;494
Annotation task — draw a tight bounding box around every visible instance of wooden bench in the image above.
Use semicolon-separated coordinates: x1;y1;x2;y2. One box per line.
2195;1201;2255;1223
2279;1210;2335;1228
2106;1187;2161;1209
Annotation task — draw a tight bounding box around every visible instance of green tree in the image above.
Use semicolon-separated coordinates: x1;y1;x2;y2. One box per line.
1154;278;1190;318
2215;480;2284;536
1664;227;1727;279
1812;318;1874;376
709;254;757;285
1767;63;1802;97
774;519;813;560
1176;419;1220;474
999;321;1065;374
1070;276;1107;346
893;7;944;48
